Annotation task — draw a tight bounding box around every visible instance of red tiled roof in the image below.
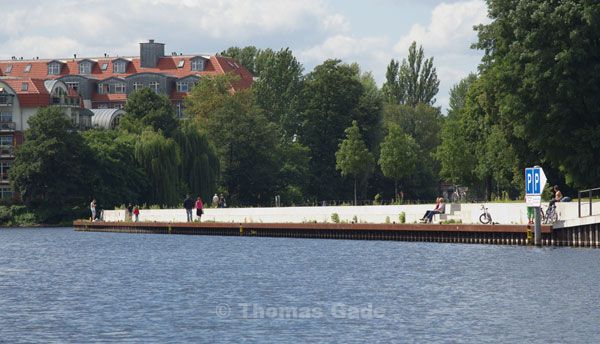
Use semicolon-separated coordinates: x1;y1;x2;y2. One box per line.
0;55;253;92
91;93;128;102
0;77;51;107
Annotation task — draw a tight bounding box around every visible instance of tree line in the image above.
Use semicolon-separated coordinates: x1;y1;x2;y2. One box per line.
8;0;600;223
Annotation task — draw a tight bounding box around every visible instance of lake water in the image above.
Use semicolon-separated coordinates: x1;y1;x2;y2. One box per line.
1;228;599;343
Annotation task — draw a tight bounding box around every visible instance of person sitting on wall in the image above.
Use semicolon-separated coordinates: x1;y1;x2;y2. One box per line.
421;197;445;223
549;185;572;209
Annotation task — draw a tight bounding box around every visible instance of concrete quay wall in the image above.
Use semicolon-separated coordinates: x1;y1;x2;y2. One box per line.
101;202;580;225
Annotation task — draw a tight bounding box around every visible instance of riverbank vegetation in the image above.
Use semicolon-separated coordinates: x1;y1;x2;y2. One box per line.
6;0;600;224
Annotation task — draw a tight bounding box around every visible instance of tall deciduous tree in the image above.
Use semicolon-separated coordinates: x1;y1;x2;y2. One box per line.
173;122;220;202
253;48;304;137
134;130;181;206
336;121;375;205
300;59;363;201
379;124;418;198
11;107;92;220
82;129;148;208
474;0;600;188
382;41;440;106
121;88;178;137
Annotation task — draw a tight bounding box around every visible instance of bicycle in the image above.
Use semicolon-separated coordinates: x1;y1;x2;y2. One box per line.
541;204;558;224
451;186;468;203
479;204;492;224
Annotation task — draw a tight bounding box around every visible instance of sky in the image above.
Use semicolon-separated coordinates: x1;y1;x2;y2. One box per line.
0;0;490;112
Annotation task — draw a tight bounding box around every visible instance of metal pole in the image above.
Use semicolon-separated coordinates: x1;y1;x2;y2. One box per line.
590;190;593;217
578;191;582;218
535;206;542;246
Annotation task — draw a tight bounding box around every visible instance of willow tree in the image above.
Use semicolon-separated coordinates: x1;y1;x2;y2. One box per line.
135;130;181;206
174;122;220;201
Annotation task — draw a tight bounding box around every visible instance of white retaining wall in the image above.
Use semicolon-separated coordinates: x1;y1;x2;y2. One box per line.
101;202;582;225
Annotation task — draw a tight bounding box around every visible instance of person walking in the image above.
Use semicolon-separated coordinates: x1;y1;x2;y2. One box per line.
195;196;204;222
90;199;97;221
212;193;219;208
126;203;133;222
133;205;140;222
183;195;194;222
218;194;227;208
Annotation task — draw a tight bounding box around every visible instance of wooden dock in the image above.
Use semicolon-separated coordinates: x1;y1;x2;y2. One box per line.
71;220;593;246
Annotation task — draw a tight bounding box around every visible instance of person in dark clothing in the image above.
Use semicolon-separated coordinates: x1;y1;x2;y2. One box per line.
183;195;194;222
127;203;133;221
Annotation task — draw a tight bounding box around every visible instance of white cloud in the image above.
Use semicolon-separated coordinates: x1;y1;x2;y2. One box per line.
394;0;489;55
321;14;351;33
301;35;389;62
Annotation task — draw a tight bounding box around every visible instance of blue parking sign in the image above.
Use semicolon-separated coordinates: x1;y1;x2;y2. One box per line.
525;166;546;196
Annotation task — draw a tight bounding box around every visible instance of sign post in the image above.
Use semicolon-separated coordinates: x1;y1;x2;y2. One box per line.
525;166;547;246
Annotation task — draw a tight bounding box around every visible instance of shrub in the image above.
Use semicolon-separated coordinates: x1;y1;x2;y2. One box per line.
399;212;406;224
331;213;340;223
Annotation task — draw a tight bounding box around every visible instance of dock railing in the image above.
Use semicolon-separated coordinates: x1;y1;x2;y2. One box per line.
578;187;600;218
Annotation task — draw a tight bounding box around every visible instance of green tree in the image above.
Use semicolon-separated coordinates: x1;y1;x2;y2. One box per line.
383;103;442;199
134;130;181;206
253;48;304;137
474;0;600;188
336;121;375;205
10;107;92;221
220;46;260;74
382;41;440;106
437;74;479;185
121;88;178;137
173;122;220;202
300;59;364;201
82;129;148;208
378;124;419;198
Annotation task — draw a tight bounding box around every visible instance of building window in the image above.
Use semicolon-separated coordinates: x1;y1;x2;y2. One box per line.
149;82;159;93
133;82;143;91
21;83;28;91
24;64;31;73
177;60;185;68
176;102;184;118
48;63;61;75
101;63;108;71
113;83;126;94
98;84;109;94
98;104;108;109
113;61;126;74
0;185;13;199
79;62;91;75
176;82;189;92
0;160;11;181
4;65;12;73
191;58;204;71
0;135;13;146
66;82;79;92
0;112;12;123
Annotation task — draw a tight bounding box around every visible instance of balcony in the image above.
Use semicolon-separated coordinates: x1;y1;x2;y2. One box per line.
0;95;14;107
0;145;13;157
0;122;15;131
52;96;81;107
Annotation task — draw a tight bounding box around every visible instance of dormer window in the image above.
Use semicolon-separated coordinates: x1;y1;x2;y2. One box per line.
78;61;92;75
24;64;31;73
21;83;28;91
48;62;62;75
4;65;12;74
190;57;205;71
101;63;108;71
113;61;126;74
